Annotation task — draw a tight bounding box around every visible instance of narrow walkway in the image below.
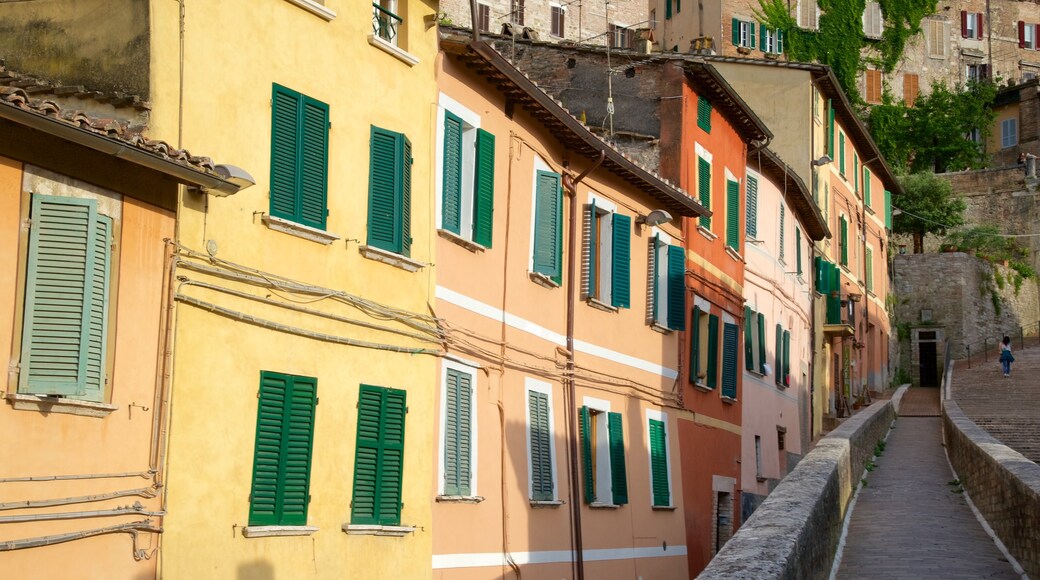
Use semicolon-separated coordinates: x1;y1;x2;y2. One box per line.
835;410;1019;579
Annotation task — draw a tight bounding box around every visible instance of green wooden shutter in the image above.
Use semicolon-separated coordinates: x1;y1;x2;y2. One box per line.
697;97;712;133
444;369;472;496
249;372;317;526
722;322;738;399
884;189;892;230
815;256;825;291
777;29;784;53
707;314;719;388
782;330;791;386
579;406;594;503
84;215;111;402
744;307;754;370
351;385;407;525
529;390;553;500
270;85;301;224
667;245;686;331
585;202;596;298
675;0;680;13
757;313;767;374
775;324;783;385
608;413;628;505
796;227;802;276
611;213;631;308
473;129;496;247
731;18;740;44
442;111;464;235
726;179;740;250
750;22;757;48
840;216;848;266
401;137;413;257
827;101;835;158
864;168;872;208
299;97;329;230
779;205;786;261
689;306;701;383
666;0;672;19
648;419;669;506
746;175;758;238
533;170;563;284
839;134;846;175
270;85;328;230
698;157;711;229
853;154;859;192
369;127;403;253
866;247;874;292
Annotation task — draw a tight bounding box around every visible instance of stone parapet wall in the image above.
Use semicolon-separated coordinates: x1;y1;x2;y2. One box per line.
943;398;1040;578
698;397;897;580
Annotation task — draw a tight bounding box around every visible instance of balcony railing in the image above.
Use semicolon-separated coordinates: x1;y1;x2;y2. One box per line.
372;3;402;46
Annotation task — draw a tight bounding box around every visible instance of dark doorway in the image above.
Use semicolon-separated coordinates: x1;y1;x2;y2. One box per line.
919;341;938;387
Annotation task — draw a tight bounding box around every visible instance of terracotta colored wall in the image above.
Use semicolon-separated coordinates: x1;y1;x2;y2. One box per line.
677;419;740;577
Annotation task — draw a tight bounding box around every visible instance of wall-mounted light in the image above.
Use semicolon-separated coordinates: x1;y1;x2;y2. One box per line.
811;154;833;167
636;209;673;227
214;164;257;190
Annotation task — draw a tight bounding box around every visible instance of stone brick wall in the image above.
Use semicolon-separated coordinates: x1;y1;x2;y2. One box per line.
438;0;648;46
944;399;1040;578
699;398;896;580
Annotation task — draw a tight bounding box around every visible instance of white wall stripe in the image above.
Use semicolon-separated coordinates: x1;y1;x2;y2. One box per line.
432;545;688;569
436;286;679;379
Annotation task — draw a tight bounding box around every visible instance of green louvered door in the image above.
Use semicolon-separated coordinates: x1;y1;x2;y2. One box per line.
744;307;755;370
533;171;563;284
649;419;669;507
270;84;328;230
722;323;738;399
351;385;407;525
746;175;758;238
579;406;594;503
608;412;628;505
529;390;553;500
442;111;464;235
698;157;711;229
368;127;411;256
472;129;496;247
443;369;472;496
667;245;686;330
249;372;317;526
726;179;740;250
611;214;631;308
707;314;719;388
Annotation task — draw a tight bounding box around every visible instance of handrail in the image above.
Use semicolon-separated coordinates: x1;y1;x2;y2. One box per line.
958;318;1040;370
371;3;402;23
371;3;402;44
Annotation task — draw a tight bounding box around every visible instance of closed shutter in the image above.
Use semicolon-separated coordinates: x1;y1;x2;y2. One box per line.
369;127;402;253
828;262;842;324
840;216;849;266
270;86;301;224
744;306;754;371
270;85;328;230
690;306;702;383
579;406;594;503
611;214;631;308
473;129;496;247
707;314;719;389
884;189;892;230
746;175;758;238
533;170;563;284
666;0;672;20
697;97;712;133
698;157;711;229
854;154;859;192
249;372;317;526
648;419;669;506
775;324;783;385
300;98;329;230
866;247;874;292
722;322;738;399
351;385;407;525
726;179;740;250
667;245;686;331
796;227;802;276
757;313;767;374
782;330;791;385
529;390;554;500
442;112;464;235
444;369;472;496
608;412;628;505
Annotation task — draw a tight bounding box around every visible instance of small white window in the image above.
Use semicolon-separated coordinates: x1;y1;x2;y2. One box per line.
965;13;978;39
550;5;565;38
1025;24;1037;50
862;2;883;39
738;21;754;48
1002;118;1018;149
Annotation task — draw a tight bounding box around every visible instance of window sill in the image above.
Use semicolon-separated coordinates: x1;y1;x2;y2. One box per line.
725;246;743;262
242;525;319;538
756;476;769;483
436;495;485;504
764;52;780;60
530;499;564;508
865;206;876;215
586;298;619;313
528;271;560;289
691;381;714;393
283;0;336;20
736;46;752;55
649;322;673;335
262;214;341;245
775;382;789;391
721;395;738;405
359;245;426;272
696;226;718;241
651;505;677;511
368;35;420;67
747;370;766;378
438;229;486;253
6;393;117;418
342;524;416;537
589;502;621;509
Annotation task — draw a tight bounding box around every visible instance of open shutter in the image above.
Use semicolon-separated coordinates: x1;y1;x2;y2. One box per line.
961;10;968;38
611;214;631;308
533;170;563;284
584;201;596;298
84;215;111;402
722;322;738;399
608;413;628;505
690;306;702;383
1019;21;1026;49
444;369;472;496
827;101;835;158
270;85;301;223
667;245;686;330
840;216;849;266
649;419;669;506
579;406;594;502
707;314;719;388
757;313;767;374
796;227;802;276
977;13;983;38
749;22;757;48
731;18;740;45
777;29;784;53
368;127;402;253
744;307;754;370
779;205;786;261
529;391;554;500
726;179;740;250
782;330;791;386
839;135;846;175
299;96;329;230
884;190;892;230
866;247;874;292
400;137;413;257
442;111;464;235
698;157;711;229
853;154;859;192
775;324;783;385
864;167;872;207
746;175;758;238
666;0;672;20
473;129;496;247
698;97;712;133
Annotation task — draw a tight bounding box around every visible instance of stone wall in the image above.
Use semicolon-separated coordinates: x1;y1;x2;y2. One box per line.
439;0;648;47
944;399;1040;578
698;397;897;580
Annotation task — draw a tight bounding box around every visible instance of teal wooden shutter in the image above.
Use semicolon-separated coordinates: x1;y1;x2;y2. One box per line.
777;29;784;53
707;314;719;388
815;256;825;291
782;330;791;386
840;216;848;266
608;413;628;505
853;154;859;192
884;189;892;230
667;245;686;331
299;97;329;230
746;175;758;238
533;170;563;284
726;179;740;250
731;18;740;44
611;214;631;308
84;215;111;402
249;372;317;526
864;167;872;208
757;313;767;374
579;406;594;503
697;97;712;133
744;307;754;370
270;85;301;224
401;137;413;257
750;22;757;48
775;324;783;385
666;0;672;19
444;369;472;496
827;101;835;158
689;306;701;383
585;202;597;298
369;127;402;253
648;419;669;506
473;129;496;247
722;322;738;399
442;111;464;235
529;390;553;500
866;247;874;292
698;157;711;229
779;205;786;261
675;0;680;13
839;134;846;175
270;85;328;230
351;385;407;525
796;227;802;276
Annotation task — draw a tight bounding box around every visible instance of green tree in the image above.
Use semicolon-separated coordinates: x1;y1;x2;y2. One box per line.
893;172;965;253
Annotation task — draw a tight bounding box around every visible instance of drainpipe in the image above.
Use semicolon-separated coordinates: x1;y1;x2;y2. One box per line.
562;151;604;580
469;0;481;42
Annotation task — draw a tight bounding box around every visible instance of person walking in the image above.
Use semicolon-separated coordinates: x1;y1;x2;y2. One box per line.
999;335;1014;378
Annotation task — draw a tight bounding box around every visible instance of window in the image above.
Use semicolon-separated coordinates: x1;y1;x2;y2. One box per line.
373;0;403;46
665;0;672;20
368;126;413;256
744;307;767;374
439;104;495;247
798;0;819;30
760;27;784;54
732;19;756;49
720;321;739;399
865;246;875;293
961;11;982;40
697;96;712;133
441;365;476;496
926;20;947;58
249;371;318;526
862;2;883;39
826;99;835;158
584;199;631;308
853;154;859;192
698;155;712;229
650;9;656;29
865;69;882;104
774;325;790;387
839;215;849;266
351;385;407;525
754;435;763;479
609;24;634;49
884;189;893;230
270;84;329;230
967;127;981;143
1002;118;1018;148
863;167;872;208
579;403;628;505
726;179;740;251
839;133;846;176
511;0;525;25
966;63;988;82
904;73;919;107
18;194;112;402
778;204;785;262
551;5;565;37
746;174;758;239
477;3;491;32
532;169;563;284
795;227;802;277
690;306;719;387
777;427;786;450
647;413;671;507
527;380;557;501
650;236;686;330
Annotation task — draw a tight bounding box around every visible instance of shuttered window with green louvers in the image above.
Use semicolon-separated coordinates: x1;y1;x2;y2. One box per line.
648;419;670;506
779;204;786;261
579;406;595;503
721;322;739;399
744;307;755;371
866;247;874;292
472;129;496;247
746;175;758;238
368;126;413;256
611;214;632;308
578;408;629;505
697;96;712;133
707;313;719;388
443;369;473;496
528;389;554;500
775;324;784;386
249;371;318;526
864;167;872;208
20;195;111;402
757;312;766;374
698;157;711;230
440;111;496;248
726;179;740;250
840;216;849;266
351;384;407;525
608;412;628;505
796;227;802;276
270;84;329;231
667;245;686;331
441;111;464;235
533;170;563;284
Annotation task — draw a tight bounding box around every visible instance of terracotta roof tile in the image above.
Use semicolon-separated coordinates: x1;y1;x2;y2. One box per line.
0;61;150;111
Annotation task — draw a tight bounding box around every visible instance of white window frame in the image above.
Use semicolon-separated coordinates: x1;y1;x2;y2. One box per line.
1025;24;1037;50
737;20;754;48
587;193;618;305
762;28;777;53
438;358;480;497
965;12;979;40
645;408;673;507
651;228;675;327
436;93;482;241
550;4;566;37
582;396;615;504
526;378;560;501
797;0;819;30
862;1;883;39
1002;118;1018;149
